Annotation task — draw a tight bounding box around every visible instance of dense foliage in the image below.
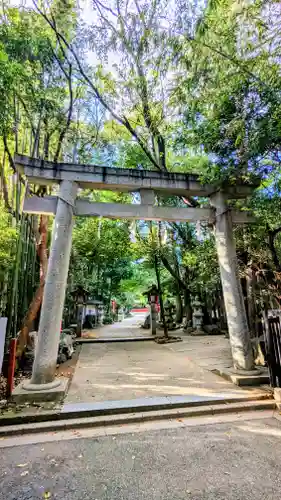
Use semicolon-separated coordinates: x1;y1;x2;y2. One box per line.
0;0;281;343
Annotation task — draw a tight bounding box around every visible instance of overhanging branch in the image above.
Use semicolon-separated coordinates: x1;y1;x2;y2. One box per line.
32;0;161;171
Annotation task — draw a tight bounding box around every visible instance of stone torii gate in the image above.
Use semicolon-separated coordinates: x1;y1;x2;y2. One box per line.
15;154;259;398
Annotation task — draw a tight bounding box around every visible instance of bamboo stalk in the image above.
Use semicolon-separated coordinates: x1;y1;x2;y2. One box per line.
5;218;25;347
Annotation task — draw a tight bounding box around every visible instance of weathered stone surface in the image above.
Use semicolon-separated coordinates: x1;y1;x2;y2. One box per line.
192;297;204;330
212;367;269;386
211;192;254;371
57;332;74;364
30;180;78;386
16;153;258;197
23;196;256;223
11;376;69;403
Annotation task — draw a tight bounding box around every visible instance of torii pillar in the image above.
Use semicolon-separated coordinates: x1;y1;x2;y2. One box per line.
211;192;255;371
24;180;78;391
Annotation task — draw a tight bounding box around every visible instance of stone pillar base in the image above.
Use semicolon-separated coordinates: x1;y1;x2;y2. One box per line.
24;379;61;391
11;377;69;404
230;368;262;376
213;367;270;387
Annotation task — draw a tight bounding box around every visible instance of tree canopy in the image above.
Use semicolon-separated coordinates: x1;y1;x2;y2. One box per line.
0;0;281;344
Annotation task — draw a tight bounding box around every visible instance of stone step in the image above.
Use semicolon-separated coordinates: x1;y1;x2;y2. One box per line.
0;399;275;437
1;392;272;427
76;337;154;343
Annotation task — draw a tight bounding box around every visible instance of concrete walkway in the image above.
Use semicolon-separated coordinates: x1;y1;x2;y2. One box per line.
66;315;268;404
81;312;150;339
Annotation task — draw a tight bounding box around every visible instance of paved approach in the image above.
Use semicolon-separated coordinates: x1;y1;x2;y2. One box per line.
1;412;281;499
81;311;151;339
66;314;266;404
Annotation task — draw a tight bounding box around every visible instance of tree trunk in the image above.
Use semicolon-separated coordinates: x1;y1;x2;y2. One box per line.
175;289;183;324
17;215;48;354
17;218;28;331
218;294;227;331
212;305;217;323
0;151;11;211
5;218;24;347
53;65;73;163
154;255;168;337
202;303;211;325
32;107;43;158
268;227;281;272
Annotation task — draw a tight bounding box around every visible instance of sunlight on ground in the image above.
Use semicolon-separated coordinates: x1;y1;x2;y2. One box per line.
236;423;281;438
76;382;245;397
66;314;269;404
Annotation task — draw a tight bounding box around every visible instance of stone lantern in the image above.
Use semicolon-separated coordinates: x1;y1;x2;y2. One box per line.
145;285;159;335
70;286;90;337
192;296;204;333
164;300;176;329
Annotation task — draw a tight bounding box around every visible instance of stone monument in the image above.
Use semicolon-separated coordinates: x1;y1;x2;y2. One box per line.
192;296;204;334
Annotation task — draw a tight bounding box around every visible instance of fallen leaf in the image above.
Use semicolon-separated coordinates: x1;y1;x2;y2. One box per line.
20;471;29;477
177;419;183;423
43;491;51;499
17;463;28;468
